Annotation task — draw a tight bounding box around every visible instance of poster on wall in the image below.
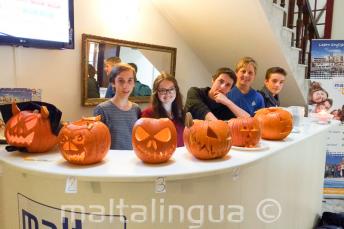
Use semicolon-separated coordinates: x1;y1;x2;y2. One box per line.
0;88;42;143
309;39;344;197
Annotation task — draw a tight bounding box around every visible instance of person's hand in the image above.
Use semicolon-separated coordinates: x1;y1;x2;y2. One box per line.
213;91;228;105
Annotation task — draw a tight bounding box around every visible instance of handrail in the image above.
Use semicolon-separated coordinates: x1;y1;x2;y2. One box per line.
273;0;333;78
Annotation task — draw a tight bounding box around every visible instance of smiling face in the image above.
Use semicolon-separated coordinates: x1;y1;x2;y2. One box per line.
236;63;256;88
264;73;286;96
157;79;176;105
113;70;135;97
312;90;327;103
209;73;234;96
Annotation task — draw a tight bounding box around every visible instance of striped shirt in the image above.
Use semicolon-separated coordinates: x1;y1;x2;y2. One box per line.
94;100;141;150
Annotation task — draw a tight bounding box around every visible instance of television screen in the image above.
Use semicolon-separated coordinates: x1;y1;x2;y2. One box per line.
0;0;74;49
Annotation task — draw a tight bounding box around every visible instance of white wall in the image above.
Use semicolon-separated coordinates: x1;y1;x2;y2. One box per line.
332;0;344;39
0;0;210;121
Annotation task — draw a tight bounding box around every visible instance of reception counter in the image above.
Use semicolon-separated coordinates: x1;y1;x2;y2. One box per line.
0;119;336;229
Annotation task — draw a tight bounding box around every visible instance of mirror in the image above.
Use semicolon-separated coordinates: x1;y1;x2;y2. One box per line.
81;34;177;106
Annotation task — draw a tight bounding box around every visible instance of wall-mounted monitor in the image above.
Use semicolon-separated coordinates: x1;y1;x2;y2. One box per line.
0;0;74;49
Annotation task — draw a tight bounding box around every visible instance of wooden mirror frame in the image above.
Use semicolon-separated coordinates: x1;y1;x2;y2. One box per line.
81;33;177;106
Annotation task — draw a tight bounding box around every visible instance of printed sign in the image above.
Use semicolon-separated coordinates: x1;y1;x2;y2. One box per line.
18;193;127;229
310;39;344;197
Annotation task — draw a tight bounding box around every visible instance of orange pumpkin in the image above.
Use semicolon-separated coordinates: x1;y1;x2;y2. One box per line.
228;117;261;147
132;118;177;164
183;113;231;160
254;107;293;140
5;102;57;153
58;115;110;165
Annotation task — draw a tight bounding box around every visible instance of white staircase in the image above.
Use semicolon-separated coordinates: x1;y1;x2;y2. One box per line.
152;0;309;106
260;0;309;105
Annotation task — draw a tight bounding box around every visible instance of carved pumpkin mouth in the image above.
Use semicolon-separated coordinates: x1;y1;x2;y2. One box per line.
135;144;175;160
64;151;86;162
6;132;34;145
190;127;230;156
61;140;86;162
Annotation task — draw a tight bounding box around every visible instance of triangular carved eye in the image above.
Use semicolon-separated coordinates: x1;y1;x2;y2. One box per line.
154;128;171;142
135;126;150;142
207;126;218;139
25;116;38;131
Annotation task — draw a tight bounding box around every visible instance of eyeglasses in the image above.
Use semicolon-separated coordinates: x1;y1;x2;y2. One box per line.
158;87;176;95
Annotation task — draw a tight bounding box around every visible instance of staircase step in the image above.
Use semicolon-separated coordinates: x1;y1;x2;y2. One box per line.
272;2;287;13
281;27;293;45
270;4;285;27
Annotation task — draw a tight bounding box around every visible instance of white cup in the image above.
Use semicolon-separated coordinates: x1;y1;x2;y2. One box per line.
288;106;305;127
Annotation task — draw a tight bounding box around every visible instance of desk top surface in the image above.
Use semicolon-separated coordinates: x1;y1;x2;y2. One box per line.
0;119;337;182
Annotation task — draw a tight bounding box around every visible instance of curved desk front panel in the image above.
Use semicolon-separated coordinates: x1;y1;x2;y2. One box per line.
0;119;335;229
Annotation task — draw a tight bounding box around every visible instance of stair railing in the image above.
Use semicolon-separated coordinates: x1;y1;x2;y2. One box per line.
272;0;334;78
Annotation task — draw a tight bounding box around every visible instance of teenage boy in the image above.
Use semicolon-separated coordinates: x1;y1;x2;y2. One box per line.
258;67;287;107
185;67;249;121
227;57;265;116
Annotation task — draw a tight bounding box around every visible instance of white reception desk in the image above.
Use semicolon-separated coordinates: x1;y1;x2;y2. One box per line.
0;119;336;229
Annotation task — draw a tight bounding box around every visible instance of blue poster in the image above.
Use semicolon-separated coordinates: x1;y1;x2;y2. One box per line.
310;39;344;197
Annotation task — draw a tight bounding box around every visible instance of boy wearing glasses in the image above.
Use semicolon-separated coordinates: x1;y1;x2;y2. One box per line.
185;67;249;121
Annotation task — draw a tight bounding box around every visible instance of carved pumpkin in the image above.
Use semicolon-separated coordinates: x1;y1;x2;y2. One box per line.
183;113;231;160
132;118;177;164
227;117;261;147
58;116;111;165
254;107;293;140
5;102;57;153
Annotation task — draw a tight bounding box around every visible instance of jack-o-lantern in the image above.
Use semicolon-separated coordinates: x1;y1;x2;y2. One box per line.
183;113;231;160
5;102;57;153
254;107;293;140
132;118;177;164
228;117;261;147
58;115;110;165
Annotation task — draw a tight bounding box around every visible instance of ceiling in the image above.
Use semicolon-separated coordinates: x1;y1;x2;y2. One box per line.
151;0;306;106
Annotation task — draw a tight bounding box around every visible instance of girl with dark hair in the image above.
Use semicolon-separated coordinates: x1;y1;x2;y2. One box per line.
142;73;185;147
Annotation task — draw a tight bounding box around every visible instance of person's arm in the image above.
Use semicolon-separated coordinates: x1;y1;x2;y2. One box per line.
213;92;250;118
204;112;218;121
185;87;215;120
93;105;106;123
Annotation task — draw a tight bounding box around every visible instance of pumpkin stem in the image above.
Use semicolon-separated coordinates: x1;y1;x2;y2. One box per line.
185;112;194;128
40;106;50;119
11;102;20;115
87;123;94;130
82;115;101;121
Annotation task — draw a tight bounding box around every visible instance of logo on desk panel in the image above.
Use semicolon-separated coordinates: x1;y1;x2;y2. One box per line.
18;193;126;229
